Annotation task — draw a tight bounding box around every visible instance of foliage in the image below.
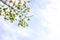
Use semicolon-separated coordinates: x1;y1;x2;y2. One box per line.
0;0;31;27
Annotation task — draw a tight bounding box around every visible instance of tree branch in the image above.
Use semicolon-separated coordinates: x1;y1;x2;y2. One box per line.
0;0;26;14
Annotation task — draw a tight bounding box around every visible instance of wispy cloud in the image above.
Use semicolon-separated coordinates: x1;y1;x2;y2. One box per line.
0;17;34;40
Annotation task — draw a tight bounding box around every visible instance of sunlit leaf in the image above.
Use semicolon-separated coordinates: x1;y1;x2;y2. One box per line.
27;18;30;21
0;0;31;27
9;0;12;3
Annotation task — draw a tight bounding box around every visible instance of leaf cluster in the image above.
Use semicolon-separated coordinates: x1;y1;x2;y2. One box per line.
0;0;31;27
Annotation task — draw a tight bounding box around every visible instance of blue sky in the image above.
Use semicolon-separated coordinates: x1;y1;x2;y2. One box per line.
0;0;60;40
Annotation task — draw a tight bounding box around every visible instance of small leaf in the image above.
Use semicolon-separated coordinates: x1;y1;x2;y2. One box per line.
16;13;18;15
0;9;2;12
17;6;20;9
18;1;21;5
9;0;12;3
13;2;15;6
0;13;1;16
27;18;30;21
9;17;14;23
23;4;26;8
3;8;7;11
4;17;7;20
6;13;9;16
0;7;1;9
27;8;30;12
26;22;28;27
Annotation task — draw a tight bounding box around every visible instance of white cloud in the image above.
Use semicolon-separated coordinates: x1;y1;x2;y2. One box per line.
30;0;60;40
34;0;60;40
0;17;34;40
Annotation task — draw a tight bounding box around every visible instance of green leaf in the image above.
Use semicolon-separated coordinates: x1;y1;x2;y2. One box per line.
18;1;21;5
4;17;7;20
3;8;7;11
9;0;12;3
13;2;15;6
27;8;30;12
5;13;9;16
27;18;30;21
18;21;22;26
17;6;20;9
13;14;15;18
9;17;14;23
0;13;1;16
16;13;18;15
0;9;2;12
23;4;26;8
